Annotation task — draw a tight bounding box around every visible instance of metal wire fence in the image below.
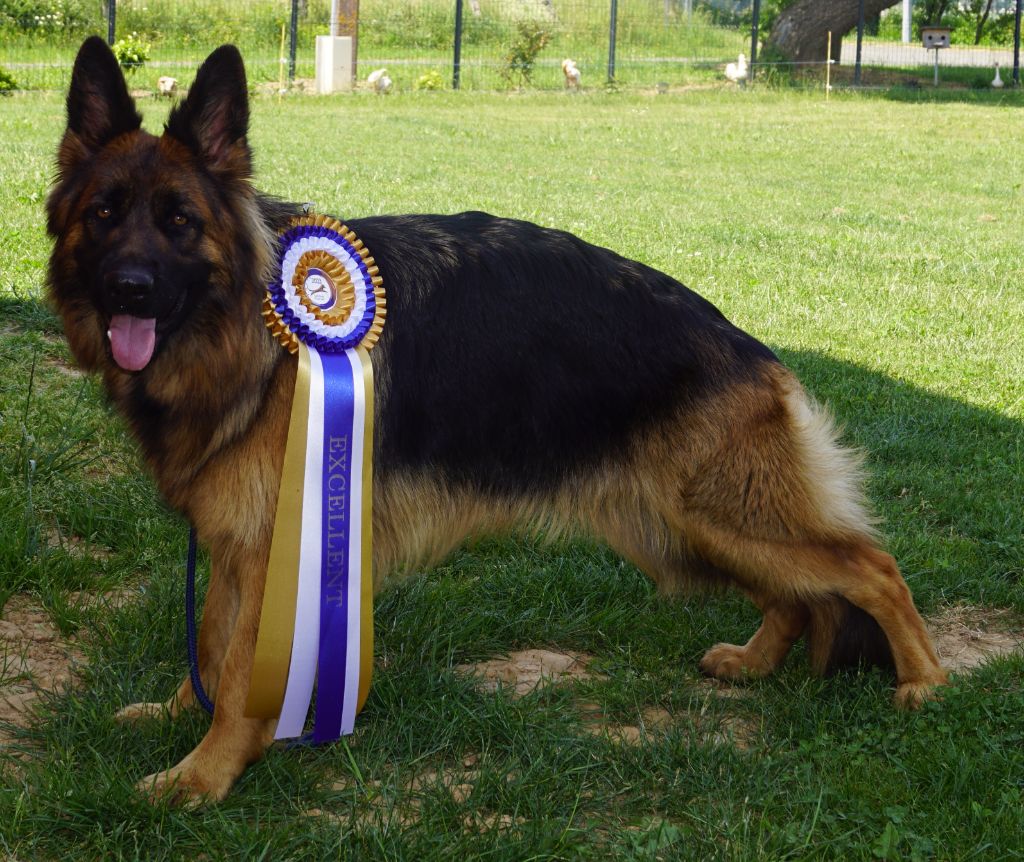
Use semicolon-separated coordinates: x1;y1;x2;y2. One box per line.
1;0;1021;93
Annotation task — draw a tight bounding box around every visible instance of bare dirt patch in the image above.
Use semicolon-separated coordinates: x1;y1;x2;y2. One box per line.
455;648;758;750
38;526;113;561
577;701;672;745
311;753;522;830
44;355;84;379
66;588;142;611
926;605;1024;673
455;648;601;696
578;698;756;750
0;595;85;742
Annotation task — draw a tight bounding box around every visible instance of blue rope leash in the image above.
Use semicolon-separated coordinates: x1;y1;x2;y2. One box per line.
185;526;215;716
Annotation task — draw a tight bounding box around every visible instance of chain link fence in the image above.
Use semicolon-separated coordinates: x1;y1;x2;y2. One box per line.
1;0;1021;93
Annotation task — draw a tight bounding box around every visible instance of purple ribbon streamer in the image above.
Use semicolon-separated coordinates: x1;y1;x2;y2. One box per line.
312;350;356;743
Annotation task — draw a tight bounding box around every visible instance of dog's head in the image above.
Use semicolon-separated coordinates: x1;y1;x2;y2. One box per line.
47;37;270;375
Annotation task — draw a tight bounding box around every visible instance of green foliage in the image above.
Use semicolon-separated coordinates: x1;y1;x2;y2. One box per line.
0;65;18;94
706;0;795;32
0;0;93;36
413;69;444;91
117;0;289;50
112;31;149;73
878;0;1018;46
500;20;552;88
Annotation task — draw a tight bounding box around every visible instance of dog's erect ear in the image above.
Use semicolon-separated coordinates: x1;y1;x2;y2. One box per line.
60;36;142;171
165;45;251;176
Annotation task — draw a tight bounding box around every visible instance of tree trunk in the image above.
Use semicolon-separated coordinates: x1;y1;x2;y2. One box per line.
974;0;995;45
766;0;901;63
920;0;951;25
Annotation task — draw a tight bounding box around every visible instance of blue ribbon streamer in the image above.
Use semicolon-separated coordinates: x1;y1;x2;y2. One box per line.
312;349;356;743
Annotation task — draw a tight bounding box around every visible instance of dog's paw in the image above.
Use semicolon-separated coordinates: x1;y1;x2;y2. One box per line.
893;680;944;710
115;702;170;724
136;763;229;808
699;643;754;680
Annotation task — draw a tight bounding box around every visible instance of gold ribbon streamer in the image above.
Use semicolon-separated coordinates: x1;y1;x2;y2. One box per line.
245;342;313;719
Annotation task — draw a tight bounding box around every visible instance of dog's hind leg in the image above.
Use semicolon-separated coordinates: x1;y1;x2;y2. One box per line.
689;526;946;707
824;542;947;708
699;594;809;680
587;454;814;682
589;481;810;681
664;366;946;706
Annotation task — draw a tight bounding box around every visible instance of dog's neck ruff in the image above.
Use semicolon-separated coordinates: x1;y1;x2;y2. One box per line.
245;214;384;743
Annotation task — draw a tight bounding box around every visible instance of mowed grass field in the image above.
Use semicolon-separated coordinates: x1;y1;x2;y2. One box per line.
1;87;1022;859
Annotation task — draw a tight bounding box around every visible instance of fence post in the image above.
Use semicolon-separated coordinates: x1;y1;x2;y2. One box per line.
854;0;865;85
608;0;618;83
288;0;299;82
330;0;359;81
106;0;116;45
1014;0;1022;86
748;0;760;83
453;0;464;89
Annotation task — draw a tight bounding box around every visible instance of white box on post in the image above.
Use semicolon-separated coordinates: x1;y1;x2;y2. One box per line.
315;36;353;94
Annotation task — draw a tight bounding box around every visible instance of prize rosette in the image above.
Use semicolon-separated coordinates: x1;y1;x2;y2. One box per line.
246;215;384;743
262;213;385;355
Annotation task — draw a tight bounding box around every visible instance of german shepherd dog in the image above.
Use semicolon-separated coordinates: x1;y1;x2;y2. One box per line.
47;37;947;804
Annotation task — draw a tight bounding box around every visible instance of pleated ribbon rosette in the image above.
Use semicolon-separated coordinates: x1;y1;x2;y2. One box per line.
244;214;385;743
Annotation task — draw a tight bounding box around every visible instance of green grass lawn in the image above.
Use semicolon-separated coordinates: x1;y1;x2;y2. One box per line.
1;87;1022;859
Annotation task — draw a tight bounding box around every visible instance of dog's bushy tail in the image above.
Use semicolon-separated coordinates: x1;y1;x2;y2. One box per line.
806;595;895;675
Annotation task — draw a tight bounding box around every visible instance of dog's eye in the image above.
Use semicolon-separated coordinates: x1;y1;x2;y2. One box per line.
172;213;188;226
96;205;112;219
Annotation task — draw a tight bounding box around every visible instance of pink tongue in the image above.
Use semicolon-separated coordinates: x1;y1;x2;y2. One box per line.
108;315;157;371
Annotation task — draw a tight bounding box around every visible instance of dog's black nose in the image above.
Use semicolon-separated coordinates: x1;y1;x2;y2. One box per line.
103;268;156;315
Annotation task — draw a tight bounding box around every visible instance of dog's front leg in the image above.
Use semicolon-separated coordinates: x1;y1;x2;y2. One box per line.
137;543;274;807
116;547;238;724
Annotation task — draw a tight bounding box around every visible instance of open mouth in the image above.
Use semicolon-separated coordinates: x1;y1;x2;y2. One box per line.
107;314;158;371
104;290;189;372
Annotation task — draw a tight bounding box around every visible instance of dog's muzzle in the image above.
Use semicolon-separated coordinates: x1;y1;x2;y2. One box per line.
102;267;158;318
101;267;166;372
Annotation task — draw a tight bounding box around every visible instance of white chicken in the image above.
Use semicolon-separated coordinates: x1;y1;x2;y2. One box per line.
367;68;393;94
724;53;747;84
562;58;581;90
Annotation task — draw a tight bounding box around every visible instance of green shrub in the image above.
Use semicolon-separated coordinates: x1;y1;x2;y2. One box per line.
0;65;17;93
414;69;444;90
500;20;552;88
112;31;150;72
0;0;93;36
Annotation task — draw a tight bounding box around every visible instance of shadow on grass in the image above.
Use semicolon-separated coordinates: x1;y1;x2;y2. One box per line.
0;290;62;336
765;63;1024;105
873;83;1024;105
